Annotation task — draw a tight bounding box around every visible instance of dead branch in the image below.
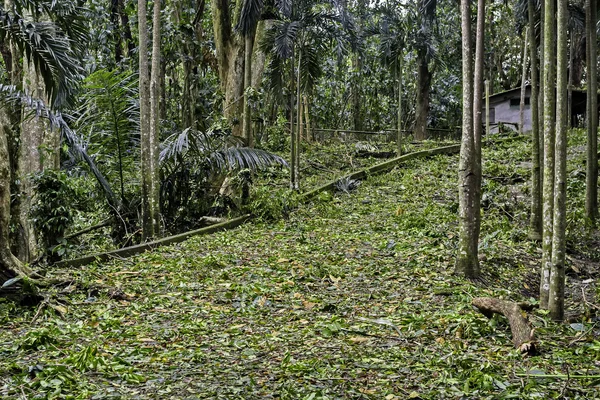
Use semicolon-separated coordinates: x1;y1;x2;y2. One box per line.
472;297;537;356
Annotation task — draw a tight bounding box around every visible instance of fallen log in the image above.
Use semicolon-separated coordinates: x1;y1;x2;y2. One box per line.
472;297;537;356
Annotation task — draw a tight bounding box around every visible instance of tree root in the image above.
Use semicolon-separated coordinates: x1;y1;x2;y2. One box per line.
472;297;537;356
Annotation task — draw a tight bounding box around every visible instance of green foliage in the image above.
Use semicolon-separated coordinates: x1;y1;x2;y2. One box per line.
0;1;85;107
260;113;290;152
160;124;288;230
2;137;600;398
31;169;80;260
74;68;138;206
246;184;299;220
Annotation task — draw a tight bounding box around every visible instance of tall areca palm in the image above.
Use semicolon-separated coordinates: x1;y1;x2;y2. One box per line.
262;0;357;190
370;0;438;142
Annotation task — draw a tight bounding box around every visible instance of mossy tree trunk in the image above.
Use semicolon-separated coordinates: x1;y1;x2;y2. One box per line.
540;0;557;309
585;0;598;224
15;55;58;262
414;46;431;141
147;0;162;238
472;0;485;259
549;0;568;321
242;26;257;147
529;0;542;240
456;0;482;278
290;49;298;191
519;27;528;135
139;0;154;240
0;110;32;285
397;54;403;156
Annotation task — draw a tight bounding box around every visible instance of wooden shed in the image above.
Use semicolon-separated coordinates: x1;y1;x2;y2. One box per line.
485;85;590;134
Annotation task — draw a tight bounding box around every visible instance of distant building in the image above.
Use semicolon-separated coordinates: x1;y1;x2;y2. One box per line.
485;85;589;134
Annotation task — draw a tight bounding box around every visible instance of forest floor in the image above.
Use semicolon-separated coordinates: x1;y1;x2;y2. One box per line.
1;131;600;399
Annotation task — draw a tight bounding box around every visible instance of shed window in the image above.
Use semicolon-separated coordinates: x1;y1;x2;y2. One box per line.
510;97;530;108
489;107;495;124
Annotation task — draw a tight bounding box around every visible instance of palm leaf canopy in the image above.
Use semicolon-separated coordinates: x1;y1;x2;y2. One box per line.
160;127;288;176
0;3;84;108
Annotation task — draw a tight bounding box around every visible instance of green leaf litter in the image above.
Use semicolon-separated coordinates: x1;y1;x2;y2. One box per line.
1;133;599;399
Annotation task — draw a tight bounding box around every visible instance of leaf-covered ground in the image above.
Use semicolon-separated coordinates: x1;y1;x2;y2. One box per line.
2;132;600;399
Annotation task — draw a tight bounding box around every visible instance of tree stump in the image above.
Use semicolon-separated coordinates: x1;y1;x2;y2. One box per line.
472;297;537;356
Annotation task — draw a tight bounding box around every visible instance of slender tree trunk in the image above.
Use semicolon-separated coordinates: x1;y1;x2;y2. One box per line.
211;0;246;137
414;47;431;141
397;54;403;156
139;0;153;240
529;0;542;240
148;0;162;237
118;0;135;59
352;54;363;132
472;0;485;242
520;27;529;135
549;0;568;321
585;0;598;224
456;0;480;277
290;51;298;191
242;29;257;147
540;0;557;309
298;95;304;141
485;80;490;138
303;95;312;142
0;110;31;284
294;48;302;190
568;29;573;128
15;55;58;262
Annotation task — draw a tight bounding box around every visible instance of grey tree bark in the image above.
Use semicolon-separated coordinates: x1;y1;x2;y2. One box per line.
455;0;482;278
585;0;598;224
529;0;542;240
397;54;403;156
414;47;431;141
540;0;557;309
138;0;153;240
0;110;32;284
549;0;568;321
519;27;528;135
147;0;162;237
242;26;257;147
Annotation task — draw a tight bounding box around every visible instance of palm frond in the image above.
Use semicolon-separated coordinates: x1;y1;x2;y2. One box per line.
236;0;264;35
207;147;287;173
299;42;323;92
273;20;300;58
0;84;119;209
13;0;89;54
275;0;292;18
0;8;83;108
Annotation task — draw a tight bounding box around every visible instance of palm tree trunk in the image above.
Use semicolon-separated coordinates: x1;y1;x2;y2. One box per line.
549;0;568;321
0;111;30;284
303;95;312;142
242;29;257;147
456;0;480;277
519;27;529;135
529;0;542;240
472;0;485;262
139;0;153;240
540;0;557;309
414;47;431;141
352;54;363;132
585;0;598;224
148;0;162;237
397;54;403;156
294;48;302;191
290;50;297;191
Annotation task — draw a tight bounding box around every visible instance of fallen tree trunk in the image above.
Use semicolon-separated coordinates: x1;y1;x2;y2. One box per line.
472;297;536;356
